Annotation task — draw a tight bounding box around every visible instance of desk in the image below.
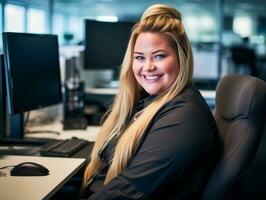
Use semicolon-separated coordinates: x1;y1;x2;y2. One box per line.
85;87;216;99
26;89;215;141
0;155;85;200
25;123;100;142
86;87;216;110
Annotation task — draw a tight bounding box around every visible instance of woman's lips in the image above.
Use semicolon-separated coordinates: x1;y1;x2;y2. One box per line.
143;74;163;82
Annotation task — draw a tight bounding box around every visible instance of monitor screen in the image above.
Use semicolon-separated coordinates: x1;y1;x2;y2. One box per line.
2;32;62;115
84;20;134;70
193;51;219;80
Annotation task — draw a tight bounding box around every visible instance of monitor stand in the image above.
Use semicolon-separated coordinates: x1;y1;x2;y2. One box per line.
6;113;24;139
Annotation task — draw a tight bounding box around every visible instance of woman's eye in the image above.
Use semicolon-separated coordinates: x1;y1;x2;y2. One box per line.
155;54;166;60
135;56;145;61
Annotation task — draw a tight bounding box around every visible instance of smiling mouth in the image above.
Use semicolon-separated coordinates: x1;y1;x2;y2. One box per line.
143;75;162;82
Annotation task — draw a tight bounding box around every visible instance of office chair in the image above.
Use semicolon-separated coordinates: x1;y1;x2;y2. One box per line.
202;74;266;200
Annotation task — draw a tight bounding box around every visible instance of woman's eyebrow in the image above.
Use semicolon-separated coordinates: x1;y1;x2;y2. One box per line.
152;49;167;54
134;50;167;55
134;51;144;55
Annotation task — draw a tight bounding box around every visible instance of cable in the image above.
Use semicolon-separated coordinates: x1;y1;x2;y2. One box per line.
24;112;30;127
0;165;16;170
0;165;16;176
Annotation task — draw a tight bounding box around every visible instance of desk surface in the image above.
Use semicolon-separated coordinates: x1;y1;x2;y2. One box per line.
86;87;216;99
0;155;86;200
25;123;100;142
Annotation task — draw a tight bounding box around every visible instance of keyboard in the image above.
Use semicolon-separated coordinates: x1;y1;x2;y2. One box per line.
40;138;91;157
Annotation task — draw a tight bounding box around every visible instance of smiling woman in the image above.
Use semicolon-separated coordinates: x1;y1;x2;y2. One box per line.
133;32;180;95
81;4;221;200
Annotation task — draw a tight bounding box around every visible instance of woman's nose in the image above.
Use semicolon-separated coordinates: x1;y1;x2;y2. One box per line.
143;59;155;71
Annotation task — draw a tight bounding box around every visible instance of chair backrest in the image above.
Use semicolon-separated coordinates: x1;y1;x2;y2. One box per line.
203;74;266;200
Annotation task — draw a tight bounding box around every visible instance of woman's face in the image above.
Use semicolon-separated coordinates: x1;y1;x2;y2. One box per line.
133;32;179;95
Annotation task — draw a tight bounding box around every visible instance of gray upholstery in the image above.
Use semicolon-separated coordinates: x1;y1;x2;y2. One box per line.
203;74;266;200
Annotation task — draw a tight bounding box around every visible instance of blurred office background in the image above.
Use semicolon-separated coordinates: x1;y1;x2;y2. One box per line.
1;0;266;125
0;0;265;88
1;1;266;198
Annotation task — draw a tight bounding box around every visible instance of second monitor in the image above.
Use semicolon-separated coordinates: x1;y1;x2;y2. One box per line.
84;20;134;83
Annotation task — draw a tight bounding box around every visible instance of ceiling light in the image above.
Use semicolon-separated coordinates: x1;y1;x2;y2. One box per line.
96;15;118;22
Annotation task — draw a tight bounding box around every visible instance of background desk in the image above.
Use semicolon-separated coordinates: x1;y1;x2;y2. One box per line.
25;123;100;142
0;155;85;200
26;88;215;142
85;87;216;110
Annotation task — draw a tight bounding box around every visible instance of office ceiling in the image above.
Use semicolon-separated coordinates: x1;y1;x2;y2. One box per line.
53;0;266;20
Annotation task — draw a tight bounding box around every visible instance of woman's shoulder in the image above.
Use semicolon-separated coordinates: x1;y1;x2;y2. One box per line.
155;84;215;126
164;84;208;110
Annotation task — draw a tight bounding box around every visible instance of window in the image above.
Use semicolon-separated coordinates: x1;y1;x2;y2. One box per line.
27;8;46;33
53;13;65;45
233;16;253;37
5;4;26;32
68;16;83;44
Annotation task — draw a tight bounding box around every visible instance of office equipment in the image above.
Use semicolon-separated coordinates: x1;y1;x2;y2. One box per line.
0;54;6;138
1;32;62;139
0;155;86;200
63;56;87;129
0;144;42;155
203;74;266;200
63;117;88;130
24;121;100;142
193;50;219;90
10;161;49;176
84;20;134;82
40;137;92;157
63;78;87;130
0;137;56;155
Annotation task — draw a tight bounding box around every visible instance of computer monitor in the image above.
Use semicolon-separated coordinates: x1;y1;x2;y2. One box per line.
2;32;62;139
0;54;6;138
193;50;219;90
84;20;134;83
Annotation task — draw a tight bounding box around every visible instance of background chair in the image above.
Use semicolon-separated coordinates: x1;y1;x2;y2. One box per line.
203;74;266;200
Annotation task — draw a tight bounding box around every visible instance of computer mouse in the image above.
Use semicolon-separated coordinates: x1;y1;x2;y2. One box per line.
10;162;49;176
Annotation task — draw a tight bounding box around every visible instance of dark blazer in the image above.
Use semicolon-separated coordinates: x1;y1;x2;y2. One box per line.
86;84;221;200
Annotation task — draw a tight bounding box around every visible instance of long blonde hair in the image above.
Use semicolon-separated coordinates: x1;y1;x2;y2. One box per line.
82;3;194;189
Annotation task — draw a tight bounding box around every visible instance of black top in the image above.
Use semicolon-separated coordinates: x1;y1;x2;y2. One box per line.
85;84;221;200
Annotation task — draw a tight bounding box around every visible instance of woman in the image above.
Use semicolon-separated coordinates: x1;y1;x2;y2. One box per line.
82;4;220;200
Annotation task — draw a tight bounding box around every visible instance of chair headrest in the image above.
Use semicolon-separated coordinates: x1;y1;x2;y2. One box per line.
215;74;266;121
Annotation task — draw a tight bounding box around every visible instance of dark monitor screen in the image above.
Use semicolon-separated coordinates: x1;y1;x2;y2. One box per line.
2;32;62;115
84;20;134;70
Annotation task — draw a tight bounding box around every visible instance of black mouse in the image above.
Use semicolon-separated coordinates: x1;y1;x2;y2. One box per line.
10;162;49;176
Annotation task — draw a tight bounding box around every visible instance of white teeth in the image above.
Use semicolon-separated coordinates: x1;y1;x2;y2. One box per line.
145;75;159;80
